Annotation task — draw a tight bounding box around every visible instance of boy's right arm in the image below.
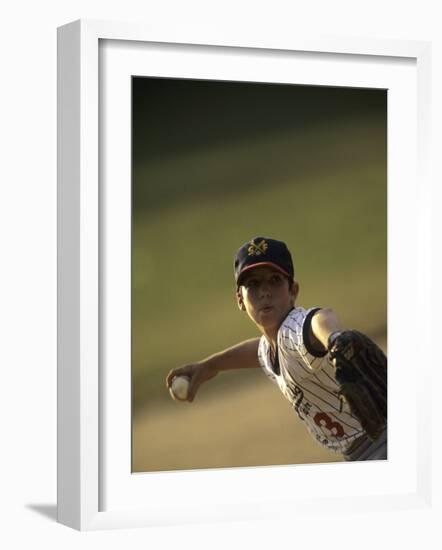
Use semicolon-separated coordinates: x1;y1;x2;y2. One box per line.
166;337;261;402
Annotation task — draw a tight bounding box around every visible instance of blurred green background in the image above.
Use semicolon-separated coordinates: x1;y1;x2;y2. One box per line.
131;77;386;471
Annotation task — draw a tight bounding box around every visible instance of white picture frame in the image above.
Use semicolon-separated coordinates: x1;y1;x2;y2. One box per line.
57;19;432;531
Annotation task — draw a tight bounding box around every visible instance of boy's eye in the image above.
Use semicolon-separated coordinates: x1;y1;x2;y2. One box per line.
244;274;283;288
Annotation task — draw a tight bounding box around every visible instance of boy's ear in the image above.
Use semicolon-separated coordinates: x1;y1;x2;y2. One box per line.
236;289;246;311
291;280;300;301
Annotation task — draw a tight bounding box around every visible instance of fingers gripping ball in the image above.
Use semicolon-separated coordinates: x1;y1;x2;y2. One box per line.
328;330;387;441
170;376;190;401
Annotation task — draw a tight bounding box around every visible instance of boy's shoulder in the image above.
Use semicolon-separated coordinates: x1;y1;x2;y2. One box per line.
278;306;323;349
280;306;311;332
258;307;323;355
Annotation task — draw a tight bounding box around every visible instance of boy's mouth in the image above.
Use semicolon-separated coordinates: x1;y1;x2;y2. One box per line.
260;305;274;313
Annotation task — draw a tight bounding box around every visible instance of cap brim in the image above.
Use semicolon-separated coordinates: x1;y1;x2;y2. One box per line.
237;262;291;285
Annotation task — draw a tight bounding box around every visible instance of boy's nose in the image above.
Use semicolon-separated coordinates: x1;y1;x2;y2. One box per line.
259;282;272;296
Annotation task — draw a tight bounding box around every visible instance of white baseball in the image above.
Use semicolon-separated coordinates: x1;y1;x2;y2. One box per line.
170;376;190;400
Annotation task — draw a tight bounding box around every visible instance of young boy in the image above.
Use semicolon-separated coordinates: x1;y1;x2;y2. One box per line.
166;237;387;461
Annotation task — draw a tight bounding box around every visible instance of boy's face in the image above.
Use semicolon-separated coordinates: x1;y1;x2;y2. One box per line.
236;265;299;336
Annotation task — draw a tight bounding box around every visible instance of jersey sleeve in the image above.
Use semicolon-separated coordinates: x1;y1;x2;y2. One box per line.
302;307;328;358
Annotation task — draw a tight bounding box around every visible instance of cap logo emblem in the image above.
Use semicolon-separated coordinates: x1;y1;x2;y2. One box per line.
247;239;268;256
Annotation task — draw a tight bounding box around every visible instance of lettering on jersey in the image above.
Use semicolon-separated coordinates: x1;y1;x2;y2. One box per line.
301;402;312;417
315;434;329;446
289;383;305;418
314;412;345;438
248;239;268;256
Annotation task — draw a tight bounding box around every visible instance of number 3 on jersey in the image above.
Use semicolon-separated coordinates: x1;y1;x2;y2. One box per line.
314;412;345;437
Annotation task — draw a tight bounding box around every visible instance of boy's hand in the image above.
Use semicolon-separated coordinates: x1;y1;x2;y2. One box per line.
166;362;218;402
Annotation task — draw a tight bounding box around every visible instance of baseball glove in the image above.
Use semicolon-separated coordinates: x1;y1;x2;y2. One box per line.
328;330;387;441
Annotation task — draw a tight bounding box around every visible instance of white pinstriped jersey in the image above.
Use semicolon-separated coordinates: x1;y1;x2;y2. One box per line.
257;307;366;453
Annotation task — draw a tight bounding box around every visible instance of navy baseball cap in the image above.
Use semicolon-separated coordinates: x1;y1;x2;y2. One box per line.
234;237;295;287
